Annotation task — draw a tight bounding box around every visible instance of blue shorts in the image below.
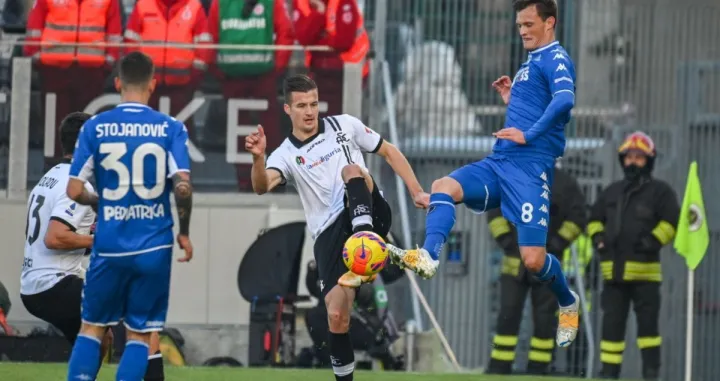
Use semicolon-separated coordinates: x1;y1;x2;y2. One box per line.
449;153;555;247
81;247;172;332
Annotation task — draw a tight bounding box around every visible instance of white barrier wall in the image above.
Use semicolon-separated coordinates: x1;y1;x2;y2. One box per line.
0;193;317;326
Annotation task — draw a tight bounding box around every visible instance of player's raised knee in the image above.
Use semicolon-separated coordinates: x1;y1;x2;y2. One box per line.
341;163;364;180
431;177;463;202
520;246;546;272
326;306;350;332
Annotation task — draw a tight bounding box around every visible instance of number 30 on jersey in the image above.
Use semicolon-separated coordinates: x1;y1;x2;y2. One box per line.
99;142;167;200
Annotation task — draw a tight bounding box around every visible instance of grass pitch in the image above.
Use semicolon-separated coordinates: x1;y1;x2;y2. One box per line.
0;362;602;380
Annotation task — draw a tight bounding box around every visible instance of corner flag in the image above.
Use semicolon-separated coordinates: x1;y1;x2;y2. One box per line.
674;161;709;270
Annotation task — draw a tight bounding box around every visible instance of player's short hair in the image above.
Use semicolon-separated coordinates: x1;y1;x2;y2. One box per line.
59;111;91;156
118;52;155;87
512;0;558;22
283;74;318;104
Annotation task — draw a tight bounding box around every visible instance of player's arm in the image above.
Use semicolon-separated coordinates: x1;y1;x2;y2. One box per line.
346;115;425;199
46;188;95;250
375;141;424;198
251;157;286;195
172;171;193;236
522;59;576;143
67;122;99;210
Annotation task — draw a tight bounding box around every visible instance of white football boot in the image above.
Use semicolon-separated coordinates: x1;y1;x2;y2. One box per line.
385;244;439;279
556;290;580;348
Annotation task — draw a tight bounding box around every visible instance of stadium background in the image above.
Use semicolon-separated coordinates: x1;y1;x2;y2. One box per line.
0;0;718;379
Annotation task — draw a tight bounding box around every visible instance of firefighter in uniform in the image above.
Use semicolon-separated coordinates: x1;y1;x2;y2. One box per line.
487;165;587;375
588;132;680;380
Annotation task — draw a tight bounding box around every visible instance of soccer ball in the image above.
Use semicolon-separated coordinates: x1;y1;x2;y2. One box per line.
342;231;388;276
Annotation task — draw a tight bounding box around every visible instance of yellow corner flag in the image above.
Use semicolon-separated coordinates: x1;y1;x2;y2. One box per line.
674;161;710;270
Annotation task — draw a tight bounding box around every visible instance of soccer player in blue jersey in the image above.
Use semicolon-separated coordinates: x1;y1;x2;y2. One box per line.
65;52;194;381
387;0;581;347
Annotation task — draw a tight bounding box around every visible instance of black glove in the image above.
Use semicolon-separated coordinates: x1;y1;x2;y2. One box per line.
547;234;571;256
635;234;662;253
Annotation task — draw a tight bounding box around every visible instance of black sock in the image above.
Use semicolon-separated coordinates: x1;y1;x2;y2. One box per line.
329;332;355;380
345;177;373;233
144;351;164;381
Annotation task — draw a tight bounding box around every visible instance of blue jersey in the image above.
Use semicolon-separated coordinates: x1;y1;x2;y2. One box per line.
493;41;576;158
69;103;190;256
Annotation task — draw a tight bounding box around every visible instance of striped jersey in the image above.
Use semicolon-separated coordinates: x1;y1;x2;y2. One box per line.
266;114;383;239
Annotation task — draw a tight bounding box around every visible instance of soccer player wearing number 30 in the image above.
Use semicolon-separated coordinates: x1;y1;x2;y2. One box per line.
65;52;195;381
386;0;581;348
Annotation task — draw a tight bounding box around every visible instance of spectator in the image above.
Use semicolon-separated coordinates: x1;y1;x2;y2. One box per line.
24;0;122;158
208;0;295;191
124;0;212;138
588;132;679;381
292;0;369;116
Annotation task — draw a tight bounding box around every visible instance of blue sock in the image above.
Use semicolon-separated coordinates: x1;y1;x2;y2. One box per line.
422;193;456;260
116;340;150;381
67;334;101;381
533;253;575;307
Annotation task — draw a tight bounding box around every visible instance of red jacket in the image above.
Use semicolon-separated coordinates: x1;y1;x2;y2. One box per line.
124;0;212;85
207;0;295;75
292;0;363;71
24;0;122;67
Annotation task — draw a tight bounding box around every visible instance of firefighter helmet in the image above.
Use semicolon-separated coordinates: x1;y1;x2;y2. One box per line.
618;131;656;171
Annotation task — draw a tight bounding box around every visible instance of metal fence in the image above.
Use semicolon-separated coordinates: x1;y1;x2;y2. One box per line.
367;0;720;379
0;0;718;379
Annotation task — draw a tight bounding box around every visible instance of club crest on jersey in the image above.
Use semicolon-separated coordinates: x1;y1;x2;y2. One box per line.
295;156;305;165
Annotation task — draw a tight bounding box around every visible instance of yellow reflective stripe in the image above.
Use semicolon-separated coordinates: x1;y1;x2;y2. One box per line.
601;352;623;364
493;335;518;347
528;350;552;363
637;336;662;349
501;256;521;276
558;221;582;241
587;221;604;237
624;262;662;282
489;217;512;238
490;349;515;361
600;340;625;352
530;337;554;350
600;261;613;280
652;220;676;245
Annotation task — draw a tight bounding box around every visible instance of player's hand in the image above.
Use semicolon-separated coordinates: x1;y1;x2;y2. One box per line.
244;125;267;158
176;234;194;263
493;127;526;144
492;75;512;105
413;191;430;209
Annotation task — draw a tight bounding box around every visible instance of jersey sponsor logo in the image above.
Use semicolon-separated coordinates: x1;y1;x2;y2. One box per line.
302;148;343;170
556;63;568;72
553;53;567;61
512;67;530;86
103;204;166;222
95;122;169;138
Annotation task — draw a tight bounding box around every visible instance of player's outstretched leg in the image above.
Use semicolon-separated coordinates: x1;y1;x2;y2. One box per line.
67;325;105;381
387;177;463;278
519;245;579;348
325;285;357;380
